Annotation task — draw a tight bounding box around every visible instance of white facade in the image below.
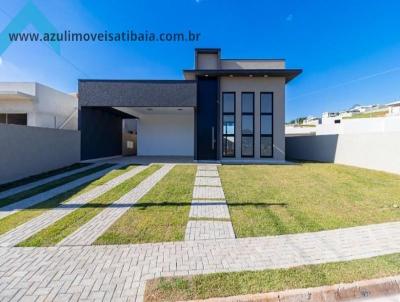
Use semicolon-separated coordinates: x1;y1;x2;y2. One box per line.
0;82;77;130
115;107;194;157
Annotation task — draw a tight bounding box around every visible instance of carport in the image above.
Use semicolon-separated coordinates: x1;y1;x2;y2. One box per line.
78;80;197;160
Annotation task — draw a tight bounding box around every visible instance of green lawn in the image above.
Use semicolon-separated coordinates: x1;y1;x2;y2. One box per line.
0;164;112;208
18;165;161;247
219;163;400;237
0;165;138;237
95;165;197;245
145;253;400;302
0;163;90;193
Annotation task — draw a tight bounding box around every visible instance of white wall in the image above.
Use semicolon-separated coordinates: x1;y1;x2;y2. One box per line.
219;77;286;161
221;60;285;69
316;116;400;135
0;124;80;184
137;113;194;156
286;132;400;175
0;82;77;129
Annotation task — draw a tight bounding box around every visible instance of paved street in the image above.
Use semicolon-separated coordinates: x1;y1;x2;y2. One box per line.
1;221;400;301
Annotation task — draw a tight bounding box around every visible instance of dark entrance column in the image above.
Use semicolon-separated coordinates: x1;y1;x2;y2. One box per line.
196;77;218;160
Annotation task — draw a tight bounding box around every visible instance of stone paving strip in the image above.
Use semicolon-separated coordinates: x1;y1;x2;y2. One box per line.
0;163;101;200
0;164;116;220
193;186;225;199
58;164;175;246
1;222;400;301
186;165;235;241
0;165;148;247
196;170;219;177
189;200;231;219
194;177;221;186
185;220;236;240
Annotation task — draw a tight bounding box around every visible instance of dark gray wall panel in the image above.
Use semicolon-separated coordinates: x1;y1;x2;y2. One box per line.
80;107;123;160
79;80;196;107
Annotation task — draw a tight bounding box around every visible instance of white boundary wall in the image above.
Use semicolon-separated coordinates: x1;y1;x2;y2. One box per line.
0;124;80;184
317;116;400;135
286;132;400;175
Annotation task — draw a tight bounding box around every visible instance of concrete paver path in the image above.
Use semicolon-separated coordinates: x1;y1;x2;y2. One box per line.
186;165;235;240
0;163;102;200
0;165;148;247
58;164;175;246
0;164;118;220
1;221;400;301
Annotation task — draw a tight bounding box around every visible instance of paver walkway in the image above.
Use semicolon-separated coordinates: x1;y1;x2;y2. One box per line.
1;221;400;301
0;163;101;200
185;165;235;241
0;164;118;220
0;165;148;247
58;164;175;246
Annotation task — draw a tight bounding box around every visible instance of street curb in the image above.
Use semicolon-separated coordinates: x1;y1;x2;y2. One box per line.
181;275;400;302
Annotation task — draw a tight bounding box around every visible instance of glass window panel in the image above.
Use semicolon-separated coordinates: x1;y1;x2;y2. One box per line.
223;136;235;157
261;93;273;113
223;115;235;135
0;114;6;124
241;136;253;157
7;114;27;125
261;115;272;135
223;93;235;113
241;93;254;113
261;136;273;157
241;115;253;135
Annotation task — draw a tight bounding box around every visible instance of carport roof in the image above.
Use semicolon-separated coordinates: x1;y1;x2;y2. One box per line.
78;80;197;107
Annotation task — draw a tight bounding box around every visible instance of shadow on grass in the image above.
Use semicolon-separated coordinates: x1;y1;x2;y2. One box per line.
15;201;287;211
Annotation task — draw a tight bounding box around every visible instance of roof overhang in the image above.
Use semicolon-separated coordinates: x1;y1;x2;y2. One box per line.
183;69;302;83
0;91;35;101
78;80;197;108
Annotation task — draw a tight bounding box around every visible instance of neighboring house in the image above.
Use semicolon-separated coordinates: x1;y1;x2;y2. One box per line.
302;116;321;126
78;48;302;162
387;100;400;116
0;82;77;130
321;111;352;124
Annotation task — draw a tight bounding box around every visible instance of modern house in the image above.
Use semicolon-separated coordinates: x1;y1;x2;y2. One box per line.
0;82;78;130
78;48;302;162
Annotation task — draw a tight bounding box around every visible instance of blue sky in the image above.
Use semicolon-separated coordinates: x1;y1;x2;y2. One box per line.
1;0;400;121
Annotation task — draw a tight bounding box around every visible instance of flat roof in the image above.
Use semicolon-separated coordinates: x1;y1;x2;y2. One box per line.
183;69;302;83
0;91;35;100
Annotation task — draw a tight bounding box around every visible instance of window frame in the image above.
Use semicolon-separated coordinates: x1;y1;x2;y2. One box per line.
0;113;27;126
222;92;236;158
260;92;274;158
241;92;254;158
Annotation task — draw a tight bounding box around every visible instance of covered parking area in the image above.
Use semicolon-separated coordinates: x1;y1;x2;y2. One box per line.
78;80;197;161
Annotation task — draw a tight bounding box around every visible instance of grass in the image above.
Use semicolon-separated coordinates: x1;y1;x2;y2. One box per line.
219;163;400;237
144;253;400;302
343;110;388;119
0;164;112;208
0;163;90;193
18;165;161;247
0;165;138;237
95;165;197;245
